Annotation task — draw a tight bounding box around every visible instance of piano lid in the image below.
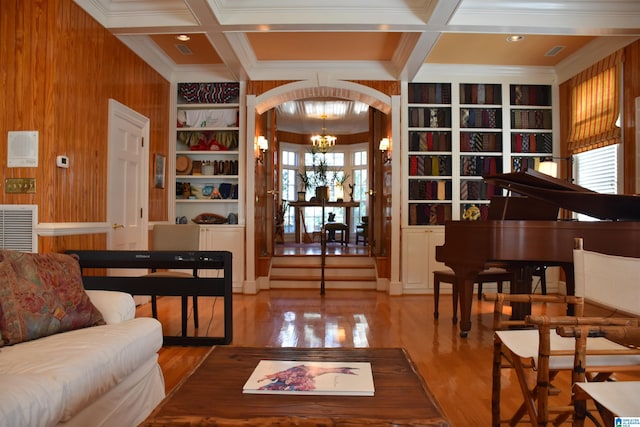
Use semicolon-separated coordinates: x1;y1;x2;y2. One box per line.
484;168;640;221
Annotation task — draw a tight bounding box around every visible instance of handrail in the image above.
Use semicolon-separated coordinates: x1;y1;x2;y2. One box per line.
320;198;326;295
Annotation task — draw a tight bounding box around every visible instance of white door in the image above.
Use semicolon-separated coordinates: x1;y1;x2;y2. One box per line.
107;99;149;251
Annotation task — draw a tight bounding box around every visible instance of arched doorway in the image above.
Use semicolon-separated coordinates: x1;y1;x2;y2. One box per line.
244;80;401;294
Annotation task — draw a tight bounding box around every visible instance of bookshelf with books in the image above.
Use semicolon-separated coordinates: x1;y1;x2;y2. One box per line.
458;83;504;221
402;80;556;293
407;82;453;226
175;82;241;223
509;84;553;173
172;82;245;290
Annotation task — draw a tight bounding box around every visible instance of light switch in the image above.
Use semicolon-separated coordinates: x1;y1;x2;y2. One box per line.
56;155;69;168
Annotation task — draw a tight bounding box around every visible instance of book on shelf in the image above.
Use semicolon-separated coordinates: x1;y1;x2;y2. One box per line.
242;360;375;396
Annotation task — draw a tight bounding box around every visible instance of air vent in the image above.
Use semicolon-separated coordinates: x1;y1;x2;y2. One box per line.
0;205;37;252
545;46;565;57
175;44;193;55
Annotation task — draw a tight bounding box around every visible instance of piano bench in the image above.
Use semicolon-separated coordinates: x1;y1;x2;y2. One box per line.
433;268;513;324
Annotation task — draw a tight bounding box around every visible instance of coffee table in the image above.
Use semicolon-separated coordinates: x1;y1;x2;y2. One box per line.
142;346;450;426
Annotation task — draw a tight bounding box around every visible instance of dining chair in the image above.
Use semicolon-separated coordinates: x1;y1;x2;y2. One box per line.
148;223;201;335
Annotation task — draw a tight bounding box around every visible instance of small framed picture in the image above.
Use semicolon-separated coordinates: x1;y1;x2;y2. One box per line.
154;154;166;189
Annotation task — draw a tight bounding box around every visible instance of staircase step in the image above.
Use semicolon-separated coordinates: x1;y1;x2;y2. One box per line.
268;255;377;290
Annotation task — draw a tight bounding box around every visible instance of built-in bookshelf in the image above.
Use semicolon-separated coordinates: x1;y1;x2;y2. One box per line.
174;82;240;224
509;84;553;172
459;83;504;221
407;83;453;226
405;82;554;225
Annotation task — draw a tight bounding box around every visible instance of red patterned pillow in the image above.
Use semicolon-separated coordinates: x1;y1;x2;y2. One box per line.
0;251;105;346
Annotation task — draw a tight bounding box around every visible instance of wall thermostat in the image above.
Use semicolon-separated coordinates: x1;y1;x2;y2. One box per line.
56;155;69;168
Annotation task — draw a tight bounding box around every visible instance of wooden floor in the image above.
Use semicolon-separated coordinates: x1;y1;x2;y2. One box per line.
137;289;636;426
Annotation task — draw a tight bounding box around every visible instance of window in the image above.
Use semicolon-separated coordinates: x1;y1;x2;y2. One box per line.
281;149;298;233
573;144;620;221
352;150;368;221
566;49;623;222
279;143;368;238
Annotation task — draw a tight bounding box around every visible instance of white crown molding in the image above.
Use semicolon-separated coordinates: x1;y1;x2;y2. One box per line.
555;36;640;84
451;0;640;33
205;0;435;26
74;0;196;29
171;66;238;84
245;60;398;82
414;63;558;83
116;35;175;81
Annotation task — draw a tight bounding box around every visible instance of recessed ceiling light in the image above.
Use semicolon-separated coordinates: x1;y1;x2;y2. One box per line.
506;35;525;43
175;34;191;42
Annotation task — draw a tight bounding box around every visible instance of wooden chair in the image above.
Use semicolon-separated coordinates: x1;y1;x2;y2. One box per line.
325;222;347;246
486;238;640;427
148;223;201;335
355;216;368;245
486;293;640;427
558;324;640;426
573;380;640;426
485;292;585;427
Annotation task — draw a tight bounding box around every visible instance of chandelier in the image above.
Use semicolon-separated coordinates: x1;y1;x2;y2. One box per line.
310;115;337;153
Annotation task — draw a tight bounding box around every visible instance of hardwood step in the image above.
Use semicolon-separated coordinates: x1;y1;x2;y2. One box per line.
268;255;377;290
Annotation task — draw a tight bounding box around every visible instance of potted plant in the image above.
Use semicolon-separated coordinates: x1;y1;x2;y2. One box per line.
333;171;350;202
297;168;311;201
311;155;331;201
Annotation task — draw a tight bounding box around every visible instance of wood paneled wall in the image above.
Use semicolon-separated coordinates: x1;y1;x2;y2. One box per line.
622;40;640;194
1;0;170;253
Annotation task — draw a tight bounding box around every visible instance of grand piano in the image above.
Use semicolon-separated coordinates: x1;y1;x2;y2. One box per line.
436;168;640;337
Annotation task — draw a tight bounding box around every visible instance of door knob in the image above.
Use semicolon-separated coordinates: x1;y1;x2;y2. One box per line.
112;223;124;229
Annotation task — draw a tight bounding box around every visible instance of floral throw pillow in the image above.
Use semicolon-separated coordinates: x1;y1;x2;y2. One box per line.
0;251;105;346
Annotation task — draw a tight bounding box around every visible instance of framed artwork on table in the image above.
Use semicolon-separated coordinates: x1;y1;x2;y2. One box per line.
154;154;166;189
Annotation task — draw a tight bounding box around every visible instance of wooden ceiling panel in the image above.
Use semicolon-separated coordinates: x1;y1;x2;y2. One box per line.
427;34;597;66
246;32;402;61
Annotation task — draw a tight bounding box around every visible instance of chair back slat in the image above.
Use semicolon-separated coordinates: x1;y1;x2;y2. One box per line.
574;246;640;317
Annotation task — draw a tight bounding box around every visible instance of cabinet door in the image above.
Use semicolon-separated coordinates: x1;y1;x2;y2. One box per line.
402;228;445;293
200;226;245;291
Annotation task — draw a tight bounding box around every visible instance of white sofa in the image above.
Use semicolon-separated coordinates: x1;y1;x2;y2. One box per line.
0;290;165;427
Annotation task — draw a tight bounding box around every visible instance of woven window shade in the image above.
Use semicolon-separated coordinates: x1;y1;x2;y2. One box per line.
567;51;623;154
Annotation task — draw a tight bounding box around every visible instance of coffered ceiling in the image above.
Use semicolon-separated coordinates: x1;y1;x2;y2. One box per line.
73;0;640;83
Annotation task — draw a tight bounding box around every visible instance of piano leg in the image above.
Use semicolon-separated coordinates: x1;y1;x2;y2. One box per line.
454;269;483;337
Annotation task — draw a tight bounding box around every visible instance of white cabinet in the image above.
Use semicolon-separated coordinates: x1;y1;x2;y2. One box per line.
199;225;245;292
401;227;445;293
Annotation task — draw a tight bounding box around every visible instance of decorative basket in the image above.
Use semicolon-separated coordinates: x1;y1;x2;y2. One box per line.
192;212;228;224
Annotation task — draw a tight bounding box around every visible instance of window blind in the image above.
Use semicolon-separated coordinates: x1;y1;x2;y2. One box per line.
567;51;622;154
573;144;619;220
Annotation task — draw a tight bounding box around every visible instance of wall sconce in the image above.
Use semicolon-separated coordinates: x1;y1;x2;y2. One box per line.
379;137;391;164
256;136;268;164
